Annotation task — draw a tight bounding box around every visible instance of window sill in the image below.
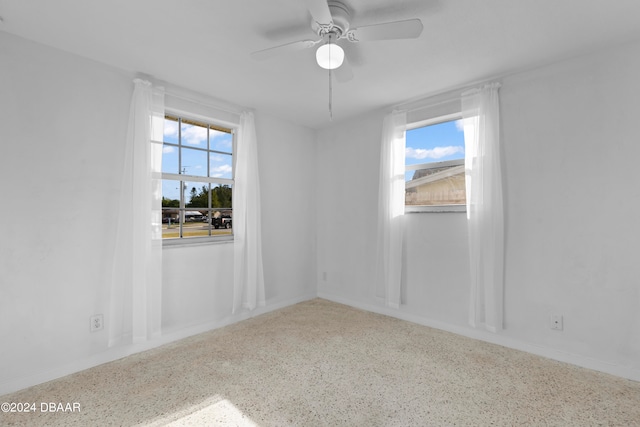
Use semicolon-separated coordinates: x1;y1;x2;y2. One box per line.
405;205;466;213
162;235;234;248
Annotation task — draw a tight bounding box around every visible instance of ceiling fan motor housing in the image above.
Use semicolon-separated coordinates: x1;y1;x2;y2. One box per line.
323;1;351;39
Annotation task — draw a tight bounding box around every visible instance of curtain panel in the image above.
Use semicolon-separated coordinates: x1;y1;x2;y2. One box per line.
109;79;164;346
462;83;504;332
376;110;407;309
233;111;266;313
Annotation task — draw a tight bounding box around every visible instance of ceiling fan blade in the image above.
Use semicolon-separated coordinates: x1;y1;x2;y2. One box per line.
334;56;354;82
251;39;320;61
303;0;333;25
349;18;423;42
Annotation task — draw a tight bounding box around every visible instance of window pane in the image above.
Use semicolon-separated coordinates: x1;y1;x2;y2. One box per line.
163;117;179;144
210;129;233;154
210;153;233;179
211;184;233;235
184;181;209;209
181;147;208;177
405;119;466;207
181;121;208;148
162;144;179;174
211;183;232;209
405;163;466;206
161;179;181;239
162;215;182;239
182;181;210;238
162;179;182;206
180;217;210;238
405;120;464;169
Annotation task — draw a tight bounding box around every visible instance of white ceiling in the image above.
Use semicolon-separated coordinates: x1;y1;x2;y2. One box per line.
2;0;640;129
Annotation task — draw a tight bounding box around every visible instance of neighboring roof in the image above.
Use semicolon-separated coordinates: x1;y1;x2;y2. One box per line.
405;165;465;190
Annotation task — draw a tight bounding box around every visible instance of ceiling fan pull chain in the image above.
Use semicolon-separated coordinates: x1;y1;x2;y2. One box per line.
329;66;333;121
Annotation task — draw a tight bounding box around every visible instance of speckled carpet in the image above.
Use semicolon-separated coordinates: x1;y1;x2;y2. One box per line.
2;298;640;426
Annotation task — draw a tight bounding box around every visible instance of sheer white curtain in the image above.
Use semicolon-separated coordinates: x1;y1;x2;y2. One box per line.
462;83;504;332
109;79;164;346
233;111;266;313
376;110;407;309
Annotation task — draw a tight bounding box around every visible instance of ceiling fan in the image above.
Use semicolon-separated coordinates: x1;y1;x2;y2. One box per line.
251;0;424;82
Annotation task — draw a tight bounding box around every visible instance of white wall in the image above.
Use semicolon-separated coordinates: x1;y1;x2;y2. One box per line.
254;112;317;303
499;40;640;374
0;32;317;394
317;39;640;380
0;32;131;392
316;112;384;301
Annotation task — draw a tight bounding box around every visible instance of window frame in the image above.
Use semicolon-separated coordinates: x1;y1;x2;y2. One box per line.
158;110;237;246
405;112;467;214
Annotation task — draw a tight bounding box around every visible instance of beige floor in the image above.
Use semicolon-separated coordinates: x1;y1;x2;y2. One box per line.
2;298;640;426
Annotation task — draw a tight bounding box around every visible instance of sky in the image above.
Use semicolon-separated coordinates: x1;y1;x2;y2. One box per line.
405;119;465;181
161;118;233;202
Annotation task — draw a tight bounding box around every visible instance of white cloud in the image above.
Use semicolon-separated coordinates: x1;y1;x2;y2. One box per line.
163;146;175;154
164;121;178;138
455;119;465;131
211;164;232;178
405;146;464;160
181;125;208;146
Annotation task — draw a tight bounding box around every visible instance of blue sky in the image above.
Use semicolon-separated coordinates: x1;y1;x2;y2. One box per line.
162;118;233;201
405;119;465;181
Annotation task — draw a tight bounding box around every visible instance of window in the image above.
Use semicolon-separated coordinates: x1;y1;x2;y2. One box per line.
160;114;234;241
405;113;466;212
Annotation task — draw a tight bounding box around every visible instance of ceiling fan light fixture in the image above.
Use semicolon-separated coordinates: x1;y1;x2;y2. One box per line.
316;41;344;70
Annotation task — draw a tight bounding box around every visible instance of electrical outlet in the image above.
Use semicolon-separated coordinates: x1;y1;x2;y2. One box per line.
550;314;563;331
90;314;104;332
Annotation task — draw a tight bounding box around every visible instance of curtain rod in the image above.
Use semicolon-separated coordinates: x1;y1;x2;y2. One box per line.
392;77;504;113
163;89;244;117
395;95;460;115
134;73;245;117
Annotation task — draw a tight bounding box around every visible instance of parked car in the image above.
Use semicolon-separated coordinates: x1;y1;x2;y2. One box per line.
213;215;232;229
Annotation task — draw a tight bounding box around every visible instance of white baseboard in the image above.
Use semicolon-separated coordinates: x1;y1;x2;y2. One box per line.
317;291;640;383
0;292;317;397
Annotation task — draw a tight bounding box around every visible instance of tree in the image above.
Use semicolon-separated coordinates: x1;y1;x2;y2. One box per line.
168;184;232;209
212;185;232;208
162;197;179;208
187;185;208;208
